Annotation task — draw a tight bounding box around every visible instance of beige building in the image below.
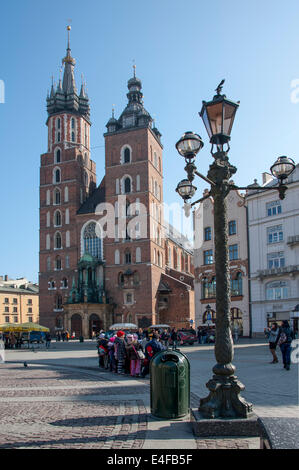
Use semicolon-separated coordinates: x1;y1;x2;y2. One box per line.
0;283;39;325
193;189;250;337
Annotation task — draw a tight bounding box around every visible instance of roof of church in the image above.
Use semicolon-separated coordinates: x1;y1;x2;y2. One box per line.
77;178;106;215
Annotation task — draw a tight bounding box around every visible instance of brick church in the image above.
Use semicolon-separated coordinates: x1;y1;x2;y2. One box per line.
39;29;195;338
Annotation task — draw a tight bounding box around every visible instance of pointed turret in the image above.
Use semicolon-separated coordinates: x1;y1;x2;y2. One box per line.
46;26;90;120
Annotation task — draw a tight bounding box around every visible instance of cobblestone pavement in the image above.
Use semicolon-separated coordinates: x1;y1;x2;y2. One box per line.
0;339;297;449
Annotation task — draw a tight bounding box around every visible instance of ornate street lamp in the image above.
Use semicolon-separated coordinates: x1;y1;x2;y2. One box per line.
175;80;296;420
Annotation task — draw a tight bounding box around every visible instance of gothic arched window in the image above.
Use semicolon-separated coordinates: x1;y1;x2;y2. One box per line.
55;232;62;249
54;188;61;205
124;177;131;193
83;222;102;260
55;148;61;163
124;147;131;163
54;210;62;227
54;168;61;184
55;256;62;270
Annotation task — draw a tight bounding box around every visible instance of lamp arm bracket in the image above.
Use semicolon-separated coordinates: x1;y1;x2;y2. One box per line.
230;183;287;200
194;171;216;186
191;192;211;207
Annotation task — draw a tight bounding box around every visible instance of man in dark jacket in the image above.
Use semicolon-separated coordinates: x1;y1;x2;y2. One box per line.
141;333;165;377
276;320;294;370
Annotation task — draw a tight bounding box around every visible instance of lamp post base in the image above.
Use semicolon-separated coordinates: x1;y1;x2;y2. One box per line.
199;374;254;419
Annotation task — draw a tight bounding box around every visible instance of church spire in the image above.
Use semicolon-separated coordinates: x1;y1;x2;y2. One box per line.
46;26;90;120
62;26;77;95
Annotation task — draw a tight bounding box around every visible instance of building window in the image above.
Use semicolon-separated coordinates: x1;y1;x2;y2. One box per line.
28;317;33;323
125;251;131;264
204;250;213;265
229;244;238;261
54;168;61;184
125;293;133;304
55;232;62;249
266;201;282;217
13;316;18;323
71;131;75;142
28;308;32;313
55;295;63;310
55;256;62;270
28;299;32;305
65;256;70;269
267;225;283;244
13;307;17;313
62;278;68;288
83;222;102;260
266;281;288;300
5;316;9;323
118;273;125;287
124;177;131;194
124;147;131;163
204;227;212;241
267;252;285;269
228;220;237;235
55;148;61;163
54;188;61;205
13;298;17;304
231;272;243;296
203;309;216;323
202;277;216;299
4;298;9;304
4;307;9;313
54;210;62;227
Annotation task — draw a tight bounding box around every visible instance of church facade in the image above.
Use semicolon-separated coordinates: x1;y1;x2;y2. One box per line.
39;30;194;338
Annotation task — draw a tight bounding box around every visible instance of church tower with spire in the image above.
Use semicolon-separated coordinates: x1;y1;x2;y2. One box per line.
39;27;97;331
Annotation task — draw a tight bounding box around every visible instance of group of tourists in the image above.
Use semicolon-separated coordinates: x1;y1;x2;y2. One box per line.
96;328;181;378
264;320;295;370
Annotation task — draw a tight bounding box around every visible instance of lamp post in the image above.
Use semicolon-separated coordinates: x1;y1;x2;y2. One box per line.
176;81;295;419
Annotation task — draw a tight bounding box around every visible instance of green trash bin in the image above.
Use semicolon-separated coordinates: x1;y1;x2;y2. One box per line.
150;349;190;419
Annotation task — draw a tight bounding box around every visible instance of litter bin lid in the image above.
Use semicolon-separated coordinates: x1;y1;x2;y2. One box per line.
151;349;190;366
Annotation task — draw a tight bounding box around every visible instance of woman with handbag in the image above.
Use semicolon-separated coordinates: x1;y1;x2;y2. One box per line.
276;321;294;370
126;334;145;377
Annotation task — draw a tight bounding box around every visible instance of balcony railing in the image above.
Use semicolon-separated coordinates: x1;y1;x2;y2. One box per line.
287;235;299;247
256;265;299;279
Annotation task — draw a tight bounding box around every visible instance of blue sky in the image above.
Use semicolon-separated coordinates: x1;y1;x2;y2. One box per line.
0;0;299;283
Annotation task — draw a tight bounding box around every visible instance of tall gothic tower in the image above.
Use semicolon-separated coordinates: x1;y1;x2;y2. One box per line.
39;27;96;331
103;68;165;328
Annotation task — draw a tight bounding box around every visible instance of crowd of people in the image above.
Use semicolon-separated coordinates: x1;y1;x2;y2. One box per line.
96;327;184;378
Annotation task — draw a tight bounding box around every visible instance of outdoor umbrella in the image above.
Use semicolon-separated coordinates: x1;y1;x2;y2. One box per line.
109;323;138;330
0;323;25;332
19;322;50;332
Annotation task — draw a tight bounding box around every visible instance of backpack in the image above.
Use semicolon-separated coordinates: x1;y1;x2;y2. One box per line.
146;345;154;358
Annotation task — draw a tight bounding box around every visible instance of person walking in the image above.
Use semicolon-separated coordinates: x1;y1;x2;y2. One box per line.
45;332;51;350
170;327;179;349
276;320;294;370
264;323;279;363
114;331;127;375
197;327;202;345
161;329;170;348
